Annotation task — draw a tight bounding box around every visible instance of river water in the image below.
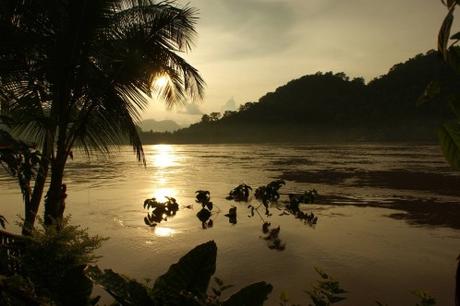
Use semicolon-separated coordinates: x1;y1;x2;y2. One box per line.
1;144;459;305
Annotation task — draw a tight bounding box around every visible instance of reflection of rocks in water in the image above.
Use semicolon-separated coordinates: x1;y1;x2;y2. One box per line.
197;208;213;229
320;194;460;229
195;190;214;229
272;158;314;166
255;180;285;208
143;197;179;227
286;191;319;226
281;169;460;196
386;199;460;230
224;207;237;224
261;222;285;251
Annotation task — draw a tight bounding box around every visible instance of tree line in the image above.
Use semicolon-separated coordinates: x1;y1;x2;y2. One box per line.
141;50;459;143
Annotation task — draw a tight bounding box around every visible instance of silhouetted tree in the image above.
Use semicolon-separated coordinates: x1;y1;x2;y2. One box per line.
239;102;256;112
201;114;211;123
222;110;237;118
0;0;204;232
209;112;221;122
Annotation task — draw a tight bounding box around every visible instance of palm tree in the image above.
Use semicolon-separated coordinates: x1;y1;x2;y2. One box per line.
0;0;204;233
0;129;41;228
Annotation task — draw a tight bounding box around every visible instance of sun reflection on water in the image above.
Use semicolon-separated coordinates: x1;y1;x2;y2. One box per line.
154;226;175;237
152;187;177;202
152;144;175;168
149;145;179;201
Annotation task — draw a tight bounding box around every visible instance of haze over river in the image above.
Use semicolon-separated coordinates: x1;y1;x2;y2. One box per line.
1;144;459;305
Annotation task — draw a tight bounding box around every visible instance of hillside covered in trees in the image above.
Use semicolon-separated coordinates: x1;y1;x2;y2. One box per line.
141;51;459;143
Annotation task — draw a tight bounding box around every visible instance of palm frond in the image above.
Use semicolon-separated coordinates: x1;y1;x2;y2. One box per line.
1;0;204;166
65;65;148;163
94;0;205;105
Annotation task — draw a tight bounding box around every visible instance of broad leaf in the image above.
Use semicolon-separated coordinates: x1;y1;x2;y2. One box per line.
417;81;441;106
438;4;456;60
441;0;460;8
451;31;460;40
87;266;151;306
438;121;460;169
412;290;436;306
0;215;6;229
448;95;460;118
223;281;273;306
447;47;460;74
151;240;217;305
58;265;94;306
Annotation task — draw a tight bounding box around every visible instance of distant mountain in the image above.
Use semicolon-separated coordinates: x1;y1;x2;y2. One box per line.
140;50;458;143
139;119;182;132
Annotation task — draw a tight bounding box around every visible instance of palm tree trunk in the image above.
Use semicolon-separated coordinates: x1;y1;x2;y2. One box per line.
43;88;71;227
22;156;49;235
22;134;53;235
44;156;66;227
44;124;67;227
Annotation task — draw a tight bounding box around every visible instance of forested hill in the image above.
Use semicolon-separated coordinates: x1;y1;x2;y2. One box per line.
141;50;459;143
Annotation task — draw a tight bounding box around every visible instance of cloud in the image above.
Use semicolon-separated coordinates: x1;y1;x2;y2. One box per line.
220;97;237;112
191;0;300;59
178;102;203;115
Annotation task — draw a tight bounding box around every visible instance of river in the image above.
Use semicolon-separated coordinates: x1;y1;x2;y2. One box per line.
1;143;459;305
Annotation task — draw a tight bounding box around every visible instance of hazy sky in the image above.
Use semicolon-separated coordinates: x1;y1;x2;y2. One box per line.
143;0;456;125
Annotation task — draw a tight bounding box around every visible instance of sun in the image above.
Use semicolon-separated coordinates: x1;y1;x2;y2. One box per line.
153;75;169;89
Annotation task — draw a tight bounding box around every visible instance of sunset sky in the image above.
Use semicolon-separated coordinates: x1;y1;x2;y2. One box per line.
143;0;457;125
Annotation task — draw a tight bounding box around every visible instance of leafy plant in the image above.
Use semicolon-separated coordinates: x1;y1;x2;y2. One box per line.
224;207;237;225
197;208;214;229
255;180;286;206
412;290;436;306
206;277;234;305
305;268;347;306
89;241;273;306
279;291;301;306
226;184;252;202
421;0;460;169
0;215;7;229
86;266;152;306
221;281;273;306
0;130;41;234
196;190;212;207
195;190;214;228
261;222;285;251
143;197;179;227
286;191;319;226
19;217;106;306
0;273;46;306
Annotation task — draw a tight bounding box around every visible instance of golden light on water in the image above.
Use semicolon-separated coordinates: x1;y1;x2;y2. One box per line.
149;144;178;205
154;226;175;237
152;144;175;168
152;187;177;202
